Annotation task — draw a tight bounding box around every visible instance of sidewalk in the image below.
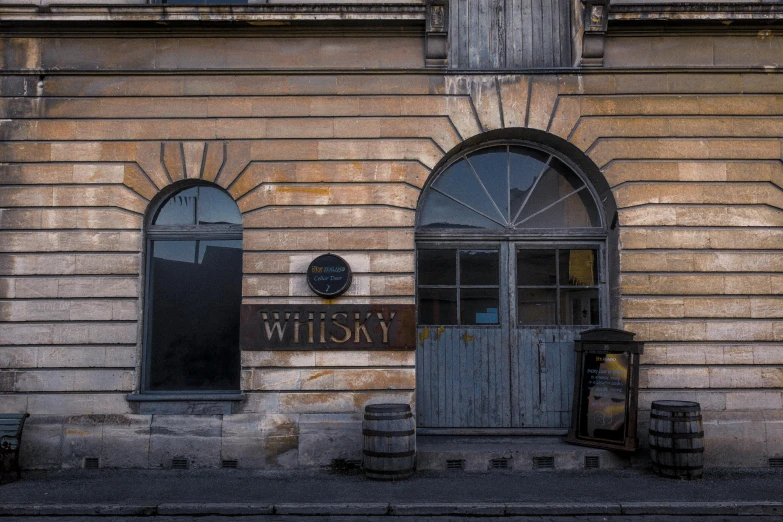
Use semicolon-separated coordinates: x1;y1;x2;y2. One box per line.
0;467;781;517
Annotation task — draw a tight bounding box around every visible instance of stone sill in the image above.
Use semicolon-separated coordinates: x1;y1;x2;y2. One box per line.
610;3;783;23
0;3;427;23
127;392;245;415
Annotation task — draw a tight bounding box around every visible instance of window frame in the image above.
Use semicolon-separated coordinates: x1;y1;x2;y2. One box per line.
140;181;243;395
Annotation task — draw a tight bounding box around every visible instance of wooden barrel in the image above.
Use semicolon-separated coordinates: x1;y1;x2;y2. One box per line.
649;400;704;479
363;404;415;481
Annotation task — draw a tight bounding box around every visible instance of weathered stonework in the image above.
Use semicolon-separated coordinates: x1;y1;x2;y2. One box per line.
0;1;782;470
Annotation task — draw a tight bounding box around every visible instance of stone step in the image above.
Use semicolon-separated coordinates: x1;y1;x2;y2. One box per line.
416;436;632;472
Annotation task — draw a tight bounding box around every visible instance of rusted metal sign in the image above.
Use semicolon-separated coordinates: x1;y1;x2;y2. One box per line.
240;304;416;351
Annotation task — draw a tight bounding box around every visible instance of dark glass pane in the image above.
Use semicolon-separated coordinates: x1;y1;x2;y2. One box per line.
514;158;591;227
460;288;499;325
417;190;504;229
509;146;550;222
418;288;457;325
466;147;509;223
154;187;197;225
516;249;556;286
432;158;504;224
460;250;498;286
148;239;242;391
418;249;456;286
561;288;600;326
197;187;242;225
517;288;557;325
560;249;598;286
516;190;598;229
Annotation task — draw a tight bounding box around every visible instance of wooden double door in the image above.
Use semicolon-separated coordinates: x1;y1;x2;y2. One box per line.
416;242;605;430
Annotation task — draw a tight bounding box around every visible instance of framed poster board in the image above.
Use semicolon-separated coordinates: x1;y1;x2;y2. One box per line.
566;329;643;452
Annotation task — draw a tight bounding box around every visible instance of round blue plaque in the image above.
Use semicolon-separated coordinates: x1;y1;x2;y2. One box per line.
307;254;352;298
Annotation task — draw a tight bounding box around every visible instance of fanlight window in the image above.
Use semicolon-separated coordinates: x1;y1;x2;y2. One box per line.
417;145;601;230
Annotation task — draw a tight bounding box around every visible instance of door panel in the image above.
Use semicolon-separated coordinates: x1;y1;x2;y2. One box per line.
510;327;581;428
417;326;509;427
417;243;601;430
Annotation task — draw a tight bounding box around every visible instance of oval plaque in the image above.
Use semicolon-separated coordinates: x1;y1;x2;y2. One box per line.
307;254;352;298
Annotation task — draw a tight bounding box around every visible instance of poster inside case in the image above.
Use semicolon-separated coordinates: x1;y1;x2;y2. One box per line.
566;329;643;452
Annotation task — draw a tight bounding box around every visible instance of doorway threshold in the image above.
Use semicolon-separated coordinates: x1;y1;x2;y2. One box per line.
418;427;568;437
416;433;632;472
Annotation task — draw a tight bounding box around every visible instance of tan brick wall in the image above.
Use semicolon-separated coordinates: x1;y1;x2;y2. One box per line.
0;33;781;467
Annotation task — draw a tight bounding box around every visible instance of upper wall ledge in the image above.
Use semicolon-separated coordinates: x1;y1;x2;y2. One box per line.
0;3;427;23
609;3;783;23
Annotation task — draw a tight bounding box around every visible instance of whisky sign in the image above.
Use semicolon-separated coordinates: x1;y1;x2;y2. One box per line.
307;254;352;298
240;305;415;351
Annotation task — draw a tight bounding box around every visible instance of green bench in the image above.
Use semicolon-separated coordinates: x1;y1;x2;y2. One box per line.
0;414;30;484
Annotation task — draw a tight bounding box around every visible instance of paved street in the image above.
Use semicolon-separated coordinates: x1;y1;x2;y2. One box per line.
0;467;781;520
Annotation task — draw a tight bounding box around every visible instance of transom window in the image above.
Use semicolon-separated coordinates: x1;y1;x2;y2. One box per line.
417;144;601;230
143;183;243;392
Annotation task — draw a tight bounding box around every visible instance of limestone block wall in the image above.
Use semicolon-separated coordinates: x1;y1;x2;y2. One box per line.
0;32;781;468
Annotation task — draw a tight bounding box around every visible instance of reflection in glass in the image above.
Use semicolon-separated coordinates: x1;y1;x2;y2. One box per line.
418;249;456;286
433;159;504;225
418;288;458;325
561;288;600;326
516;249;556;286
466;147;509;222
148;239;242;391
509;146;550;222
460;250;499;286
198;187;242;225
560;250;597;286
154;187;198;225
418;190;504;229
461;288;499;325
517;288;557;325
153;240;196;264
517;190;596;229
153;186;242;226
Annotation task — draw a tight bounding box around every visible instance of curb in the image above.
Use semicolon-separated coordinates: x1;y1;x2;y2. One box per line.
0;501;781;517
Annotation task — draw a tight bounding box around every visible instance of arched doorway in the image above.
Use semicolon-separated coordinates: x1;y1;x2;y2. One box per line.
416;137;611;432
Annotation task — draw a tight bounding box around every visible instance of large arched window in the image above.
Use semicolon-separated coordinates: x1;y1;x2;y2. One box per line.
418;144;602;232
415;138;612;432
142;183;243;392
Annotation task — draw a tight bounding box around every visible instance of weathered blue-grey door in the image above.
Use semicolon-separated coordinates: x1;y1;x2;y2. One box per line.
416;245;602;429
415;143;607;431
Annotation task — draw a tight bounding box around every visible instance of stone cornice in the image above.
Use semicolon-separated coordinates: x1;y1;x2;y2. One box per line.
0;3;427;24
609;2;783;23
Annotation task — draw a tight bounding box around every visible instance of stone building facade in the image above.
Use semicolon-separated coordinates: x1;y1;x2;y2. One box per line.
0;0;781;470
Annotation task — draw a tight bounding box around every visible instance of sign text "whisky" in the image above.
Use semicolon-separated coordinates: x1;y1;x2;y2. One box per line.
240;305;415;351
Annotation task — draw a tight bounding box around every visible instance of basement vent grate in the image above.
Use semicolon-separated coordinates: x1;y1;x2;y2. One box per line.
222;459;238;469
533;456;555;470
446;459;465;471
171;458;189;470
330;458;362;475
83;457;100;469
770;458;783;468
490;458;510;469
585;456;600;469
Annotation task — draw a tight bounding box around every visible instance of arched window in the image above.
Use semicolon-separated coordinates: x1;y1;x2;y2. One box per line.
142;183;243;392
417;144;602;231
415;139;611;431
